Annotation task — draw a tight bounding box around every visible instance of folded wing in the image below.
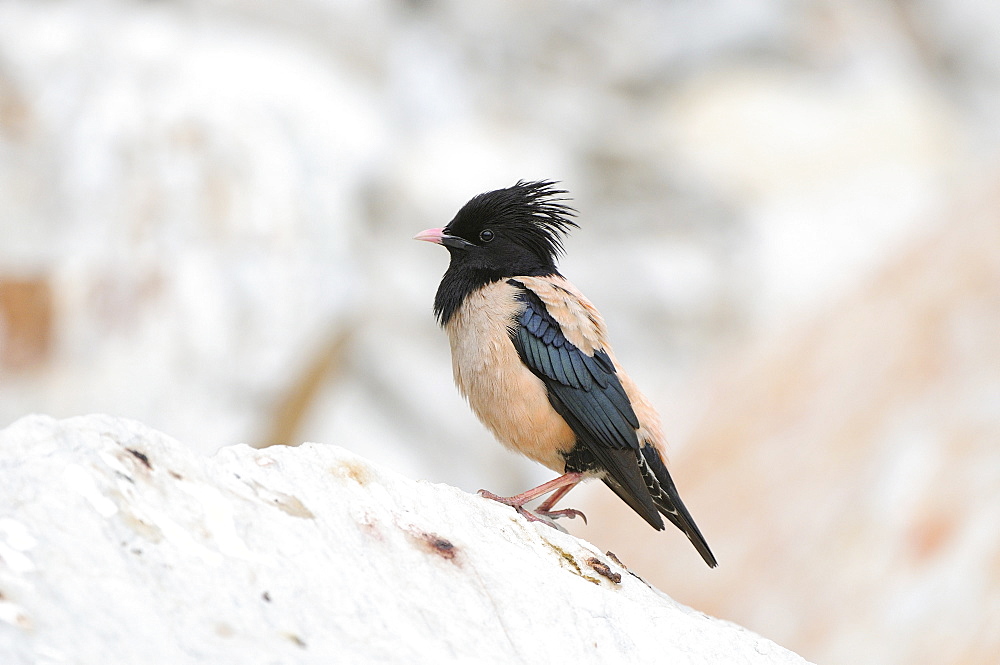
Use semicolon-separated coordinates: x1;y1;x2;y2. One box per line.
508;280;664;529
508;277;718;567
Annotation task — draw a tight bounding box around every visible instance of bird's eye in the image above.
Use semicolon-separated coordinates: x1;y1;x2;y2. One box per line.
479;229;495;243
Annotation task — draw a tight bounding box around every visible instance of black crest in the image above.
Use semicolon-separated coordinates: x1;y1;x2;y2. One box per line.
432;180;579;325
446;180;578;268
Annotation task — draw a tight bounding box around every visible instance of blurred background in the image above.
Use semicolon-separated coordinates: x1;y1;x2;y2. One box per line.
1;0;998;662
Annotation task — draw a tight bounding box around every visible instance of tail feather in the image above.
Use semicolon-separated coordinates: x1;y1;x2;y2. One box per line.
639;445;718;568
600;474;665;532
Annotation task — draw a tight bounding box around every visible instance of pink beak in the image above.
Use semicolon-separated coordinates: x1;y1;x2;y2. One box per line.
413;227;445;244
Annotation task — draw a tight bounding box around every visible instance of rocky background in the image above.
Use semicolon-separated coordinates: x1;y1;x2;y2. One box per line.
1;1;998;663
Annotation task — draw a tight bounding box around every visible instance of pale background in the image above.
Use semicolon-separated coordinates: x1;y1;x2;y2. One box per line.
1;1;998;663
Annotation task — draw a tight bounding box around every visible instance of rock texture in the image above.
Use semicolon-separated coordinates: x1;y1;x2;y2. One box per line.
0;414;809;665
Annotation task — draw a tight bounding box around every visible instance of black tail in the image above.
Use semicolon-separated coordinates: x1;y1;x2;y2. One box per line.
638;445;718;568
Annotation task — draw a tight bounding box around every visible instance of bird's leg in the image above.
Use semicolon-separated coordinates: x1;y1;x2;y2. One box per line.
535;481;587;524
478;472;587;526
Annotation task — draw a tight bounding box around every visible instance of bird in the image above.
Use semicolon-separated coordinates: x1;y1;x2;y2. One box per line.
414;180;717;568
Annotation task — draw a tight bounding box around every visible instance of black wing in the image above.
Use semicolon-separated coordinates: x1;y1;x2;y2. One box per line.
508;284;664;530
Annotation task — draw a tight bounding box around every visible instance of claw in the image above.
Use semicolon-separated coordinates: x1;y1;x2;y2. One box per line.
537;507;588;524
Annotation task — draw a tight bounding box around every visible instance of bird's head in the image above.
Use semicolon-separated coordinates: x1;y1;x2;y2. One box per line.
415;180;578;279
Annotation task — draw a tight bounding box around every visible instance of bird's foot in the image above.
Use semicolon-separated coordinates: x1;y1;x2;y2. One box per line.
477;489;585;529
477;489;540;520
536;506;588;525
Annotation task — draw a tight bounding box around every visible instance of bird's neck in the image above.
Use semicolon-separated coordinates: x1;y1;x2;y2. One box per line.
434;265;499;326
434;263;559;326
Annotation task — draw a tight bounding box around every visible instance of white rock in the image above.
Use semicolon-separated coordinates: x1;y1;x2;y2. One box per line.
0;414;811;664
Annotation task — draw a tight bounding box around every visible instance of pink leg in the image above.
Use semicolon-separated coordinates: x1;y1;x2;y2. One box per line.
478;472;587;526
536;482;587;524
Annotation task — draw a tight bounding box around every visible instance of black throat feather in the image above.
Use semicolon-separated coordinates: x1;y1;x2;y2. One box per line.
433;265;559;326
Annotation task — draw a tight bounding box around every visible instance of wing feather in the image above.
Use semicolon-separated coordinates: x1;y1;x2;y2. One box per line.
507;281;661;528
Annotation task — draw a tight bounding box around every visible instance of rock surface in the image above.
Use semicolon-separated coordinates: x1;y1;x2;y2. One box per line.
0;414;809;664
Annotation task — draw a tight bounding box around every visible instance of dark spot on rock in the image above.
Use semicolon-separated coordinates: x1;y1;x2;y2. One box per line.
169;470;183;480
605;550;646;583
285;633;307;648
355;513;382;540
127;448;152;470
409;530;459;562
605;551;626;568
270;494;315;519
262;591;271;602
544;541;582;575
428;537;455;558
120;511;164;543
244;480;315;519
331;460;372;485
114;471;135;484
586;557;622;584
